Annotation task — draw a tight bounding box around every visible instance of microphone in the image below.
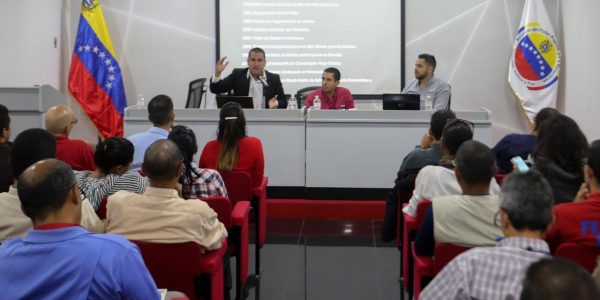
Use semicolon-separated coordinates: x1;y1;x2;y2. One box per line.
258;76;269;88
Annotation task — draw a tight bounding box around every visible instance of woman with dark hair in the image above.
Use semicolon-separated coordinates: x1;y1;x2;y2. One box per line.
168;125;227;199
200;102;265;188
493;107;561;174
75;137;148;210
532;114;589;204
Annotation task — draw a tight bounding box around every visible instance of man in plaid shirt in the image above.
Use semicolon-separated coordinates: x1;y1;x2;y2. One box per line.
420;170;554;300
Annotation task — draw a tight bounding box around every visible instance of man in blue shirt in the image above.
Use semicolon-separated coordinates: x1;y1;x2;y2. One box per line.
128;94;175;171
0;159;159;299
402;54;451;110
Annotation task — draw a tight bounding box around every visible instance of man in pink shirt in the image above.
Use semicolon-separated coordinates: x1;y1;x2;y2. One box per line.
305;67;355;109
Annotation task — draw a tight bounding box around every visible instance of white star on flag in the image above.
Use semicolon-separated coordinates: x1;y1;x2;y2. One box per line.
529;46;534;51
84;45;91;51
105;59;111;65
99;52;106;58
541;72;545;76
533;50;538;54
538;60;543;64
108;75;115;81
108;65;115;73
536;55;541;59
105;82;112;89
93;46;99;53
540;66;545;70
78;46;83;52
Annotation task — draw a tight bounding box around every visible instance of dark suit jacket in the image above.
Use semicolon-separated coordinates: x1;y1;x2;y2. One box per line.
209;68;287;109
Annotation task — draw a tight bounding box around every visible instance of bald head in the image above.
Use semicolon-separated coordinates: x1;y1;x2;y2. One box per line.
142;139;183;181
18;159;77;222
45;105;77;136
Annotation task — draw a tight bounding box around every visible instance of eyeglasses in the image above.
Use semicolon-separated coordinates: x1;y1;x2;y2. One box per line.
445;118;475;132
493;211;502;227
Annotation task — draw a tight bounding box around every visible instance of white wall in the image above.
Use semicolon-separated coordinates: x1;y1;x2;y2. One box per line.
2;0;598;145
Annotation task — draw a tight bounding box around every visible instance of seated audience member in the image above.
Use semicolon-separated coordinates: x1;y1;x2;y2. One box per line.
75;137;149;210
381;109;456;241
544;140;600;253
168;125;227;199
45;105;95;171
415;140;502;256
420;170;554;300
0;104;12;192
200;102;265;188
0;129;103;243
210;47;287;109
0;159;159;299
127;94;175;171
494;107;561;174
403;119;500;217
304;67;354;109
402;53;451;110
532;114;588;204
520;258;600;300
106;140;230;298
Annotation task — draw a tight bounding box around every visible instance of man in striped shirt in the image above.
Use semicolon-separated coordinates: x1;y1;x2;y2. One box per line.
420;170;554;300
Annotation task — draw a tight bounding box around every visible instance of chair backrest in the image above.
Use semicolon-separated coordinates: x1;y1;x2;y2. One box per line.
185;78;207;108
295;86;320;106
433;243;471;275
555;243;600;272
220;171;253;206
132;241;205;299
96;197;108;220
415;199;432;226
195;197;232;228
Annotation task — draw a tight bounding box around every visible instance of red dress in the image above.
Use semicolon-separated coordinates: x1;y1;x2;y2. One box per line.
199;137;264;188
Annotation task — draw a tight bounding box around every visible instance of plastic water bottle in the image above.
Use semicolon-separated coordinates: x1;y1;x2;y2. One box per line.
313;95;321;110
287;95;298;109
136;94;146;108
424;95;433;111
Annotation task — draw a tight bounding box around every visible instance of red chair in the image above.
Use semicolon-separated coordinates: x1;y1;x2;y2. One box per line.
555;243;600;272
132;239;227;300
96;197;108;220
410;200;433;300
400;199;432;299
198;197;250;300
220;172;268;298
494;173;506;186
432;243;471;275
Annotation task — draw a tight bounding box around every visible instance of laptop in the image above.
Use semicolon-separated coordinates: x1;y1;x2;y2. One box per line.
216;96;254;109
382;94;420;110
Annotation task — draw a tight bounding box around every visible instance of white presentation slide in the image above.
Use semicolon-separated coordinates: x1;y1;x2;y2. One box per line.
219;0;402;95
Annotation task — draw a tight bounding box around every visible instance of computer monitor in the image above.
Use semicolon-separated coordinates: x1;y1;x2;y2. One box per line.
382;94;420;110
216;96;254;109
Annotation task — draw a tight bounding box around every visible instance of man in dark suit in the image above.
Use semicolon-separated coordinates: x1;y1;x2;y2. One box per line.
210;47;287;109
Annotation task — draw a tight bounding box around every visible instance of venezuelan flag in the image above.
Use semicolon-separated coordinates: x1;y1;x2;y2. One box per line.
68;0;126;138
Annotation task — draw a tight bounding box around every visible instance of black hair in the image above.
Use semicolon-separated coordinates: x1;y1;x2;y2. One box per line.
418;53;437;71
533;107;561;131
147;94;174;126
587;140;600;184
520;258;600;300
441;119;473;157
94;137;134;174
324;67;341;81
455;140;497;186
430;110;456;140
0;104;9;132
217;102;247;172
168;125;200;187
248;47;266;59
18;159;75;222
11;129;56;178
532;114;588;176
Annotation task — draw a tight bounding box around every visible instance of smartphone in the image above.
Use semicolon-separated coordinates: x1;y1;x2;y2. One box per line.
511;156;530;172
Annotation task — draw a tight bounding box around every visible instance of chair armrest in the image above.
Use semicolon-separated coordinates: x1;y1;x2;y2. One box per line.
252;176;268;196
231;201;251;226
